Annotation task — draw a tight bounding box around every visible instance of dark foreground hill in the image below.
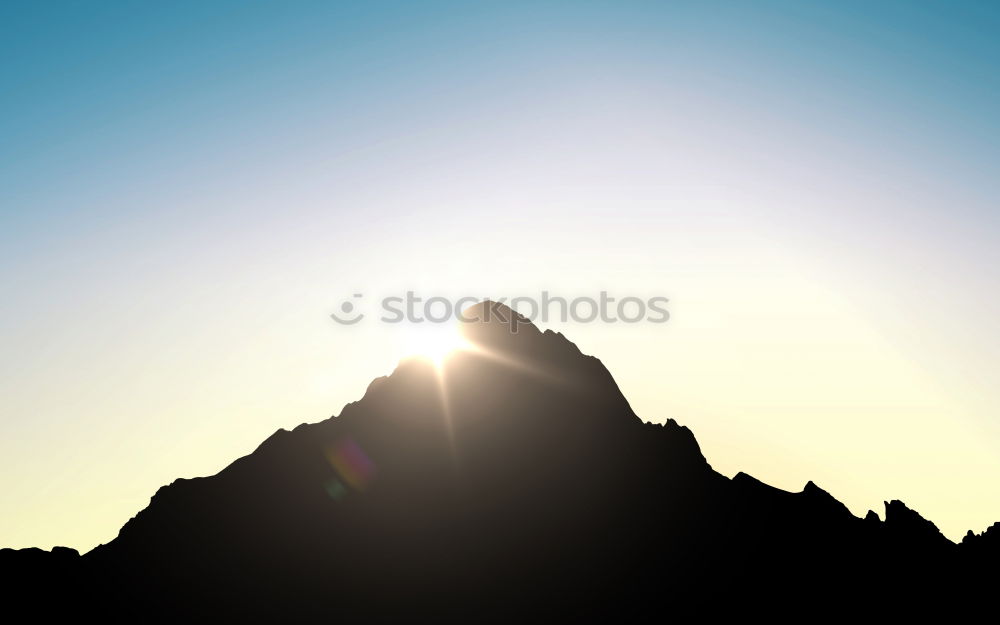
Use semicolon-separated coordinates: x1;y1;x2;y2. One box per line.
2;302;998;620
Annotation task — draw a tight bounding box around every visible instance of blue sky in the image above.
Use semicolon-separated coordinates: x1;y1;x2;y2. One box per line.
2;1;1000;549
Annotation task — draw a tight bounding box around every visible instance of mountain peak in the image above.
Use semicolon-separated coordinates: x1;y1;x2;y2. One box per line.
459;300;543;351
4;304;995;618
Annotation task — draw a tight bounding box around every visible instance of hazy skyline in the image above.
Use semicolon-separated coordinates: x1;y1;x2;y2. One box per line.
3;1;1000;550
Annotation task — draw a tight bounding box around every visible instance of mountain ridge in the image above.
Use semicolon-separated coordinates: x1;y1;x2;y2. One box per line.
2;301;996;619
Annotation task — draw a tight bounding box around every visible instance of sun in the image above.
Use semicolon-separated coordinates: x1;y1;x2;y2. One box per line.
403;323;470;367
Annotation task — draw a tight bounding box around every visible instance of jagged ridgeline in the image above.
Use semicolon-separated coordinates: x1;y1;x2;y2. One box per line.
2;302;997;620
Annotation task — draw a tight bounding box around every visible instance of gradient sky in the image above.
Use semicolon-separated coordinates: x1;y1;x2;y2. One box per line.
3;1;1000;550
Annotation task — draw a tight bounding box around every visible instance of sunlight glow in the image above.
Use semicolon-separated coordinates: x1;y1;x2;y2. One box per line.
403;324;471;367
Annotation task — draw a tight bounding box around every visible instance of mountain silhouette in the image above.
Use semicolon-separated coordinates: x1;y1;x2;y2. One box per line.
2;301;996;620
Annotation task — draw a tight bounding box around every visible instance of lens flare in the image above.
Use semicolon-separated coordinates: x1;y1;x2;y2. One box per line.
324;437;377;499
